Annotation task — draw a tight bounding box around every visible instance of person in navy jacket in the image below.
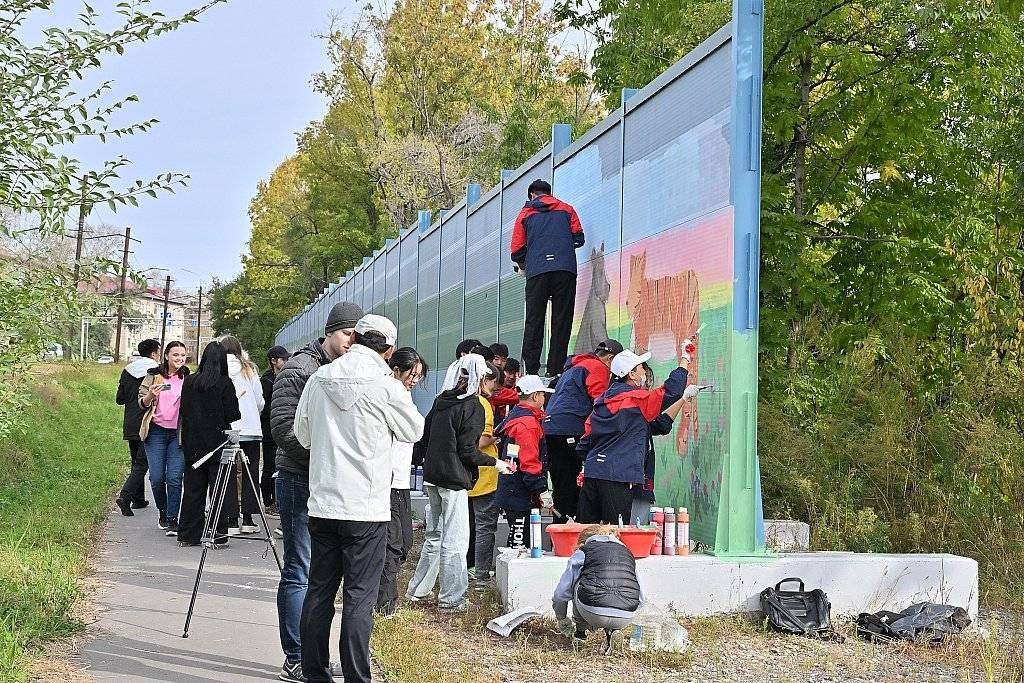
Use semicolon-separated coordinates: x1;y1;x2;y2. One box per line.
542;339;623;523
494;375;554;549
576;349;692;525
510;179;585;377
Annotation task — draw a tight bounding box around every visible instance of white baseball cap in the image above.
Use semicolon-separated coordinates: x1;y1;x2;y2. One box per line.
516;374;554;395
610;349;652;377
353;314;397;346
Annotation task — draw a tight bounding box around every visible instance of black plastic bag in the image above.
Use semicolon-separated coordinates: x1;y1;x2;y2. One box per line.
857;602;971;645
760;578;840;641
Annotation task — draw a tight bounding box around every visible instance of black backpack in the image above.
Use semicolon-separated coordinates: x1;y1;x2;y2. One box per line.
760;578;840;641
856;602;971;645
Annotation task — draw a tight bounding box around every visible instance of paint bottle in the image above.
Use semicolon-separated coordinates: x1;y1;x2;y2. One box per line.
676;507;690;556
663;507;676;555
409;465;417;489
415;466;424;491
530;508;543;558
650;507;664;555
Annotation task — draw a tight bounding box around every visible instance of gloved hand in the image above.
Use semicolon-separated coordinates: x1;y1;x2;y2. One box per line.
495;458;516;475
683;384;701;401
556;617;575;638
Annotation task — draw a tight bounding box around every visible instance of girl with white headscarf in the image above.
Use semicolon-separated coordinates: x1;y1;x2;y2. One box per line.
406;355;512;611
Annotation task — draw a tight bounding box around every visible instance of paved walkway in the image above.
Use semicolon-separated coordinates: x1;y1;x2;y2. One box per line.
78;486;336;682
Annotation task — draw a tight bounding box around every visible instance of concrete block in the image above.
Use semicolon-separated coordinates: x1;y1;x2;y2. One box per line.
497;551;978;621
764;519;810;552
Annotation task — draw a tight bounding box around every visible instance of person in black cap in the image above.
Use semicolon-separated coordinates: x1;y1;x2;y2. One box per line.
260;345;290;515
270;300;363;683
510;179;585;377
541;339;623;523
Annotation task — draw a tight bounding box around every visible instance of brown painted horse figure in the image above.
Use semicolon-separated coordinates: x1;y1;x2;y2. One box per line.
574;242;610;355
626;251;700;455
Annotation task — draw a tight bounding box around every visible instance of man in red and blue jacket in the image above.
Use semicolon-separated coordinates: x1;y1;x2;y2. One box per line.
510;179;585;378
576;350;690;525
495;375;554;549
542;339;623;523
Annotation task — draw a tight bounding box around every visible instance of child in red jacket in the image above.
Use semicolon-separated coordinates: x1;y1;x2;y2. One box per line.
494;375;553;549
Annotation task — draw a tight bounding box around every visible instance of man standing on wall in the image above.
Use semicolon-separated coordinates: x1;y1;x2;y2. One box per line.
270;301;364;683
511;179;585;377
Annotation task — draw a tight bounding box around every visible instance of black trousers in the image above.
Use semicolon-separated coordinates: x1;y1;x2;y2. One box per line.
377;489;413;609
239;440;262;516
503;509;532;549
577;478;634;525
261;436;277;506
466;495;476;569
546;435;582;523
523;270;577;376
178;453;239;544
118;440;149;504
301;517;387;683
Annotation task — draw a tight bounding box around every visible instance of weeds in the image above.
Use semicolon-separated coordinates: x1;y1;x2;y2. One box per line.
0;365;124;682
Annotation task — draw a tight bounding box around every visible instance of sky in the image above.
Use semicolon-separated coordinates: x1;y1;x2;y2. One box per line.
35;1;353;291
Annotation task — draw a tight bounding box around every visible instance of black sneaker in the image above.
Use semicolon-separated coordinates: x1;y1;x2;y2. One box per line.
279;659;305;682
158;515;168;530
131;499;150;509
178;540;200;547
165;520;179;537
115;498;133;517
376;600;398;619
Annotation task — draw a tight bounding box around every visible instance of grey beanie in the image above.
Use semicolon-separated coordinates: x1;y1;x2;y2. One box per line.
325;301;365;334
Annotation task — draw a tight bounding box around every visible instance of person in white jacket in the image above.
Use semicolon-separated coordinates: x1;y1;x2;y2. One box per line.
293;314;424;683
219;335;265;534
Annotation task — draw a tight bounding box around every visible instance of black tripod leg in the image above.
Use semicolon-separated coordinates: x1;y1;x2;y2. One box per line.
239;450;283;572
182;457;231;638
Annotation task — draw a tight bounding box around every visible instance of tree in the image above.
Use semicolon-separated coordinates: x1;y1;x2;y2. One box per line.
0;0;225;438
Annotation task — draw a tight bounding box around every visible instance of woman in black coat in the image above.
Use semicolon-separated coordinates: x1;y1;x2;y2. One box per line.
177;341;242;546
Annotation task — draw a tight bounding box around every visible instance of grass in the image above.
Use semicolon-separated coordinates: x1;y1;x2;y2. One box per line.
0;364;125;682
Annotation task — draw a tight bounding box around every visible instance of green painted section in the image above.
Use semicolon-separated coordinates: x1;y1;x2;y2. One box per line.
415;295;439;373
397;292;417;348
437;286;465;362
464;284;498;345
711;328;768;558
498;276;525;359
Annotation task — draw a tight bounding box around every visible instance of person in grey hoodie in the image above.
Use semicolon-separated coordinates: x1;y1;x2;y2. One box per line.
114;339;161;516
270;300;363;683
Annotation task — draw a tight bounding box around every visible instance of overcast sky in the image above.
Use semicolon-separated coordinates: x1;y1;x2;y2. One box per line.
35;1;351;291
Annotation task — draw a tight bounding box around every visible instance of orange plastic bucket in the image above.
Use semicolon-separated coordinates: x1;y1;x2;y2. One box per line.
616;527;657;559
546;523;588;557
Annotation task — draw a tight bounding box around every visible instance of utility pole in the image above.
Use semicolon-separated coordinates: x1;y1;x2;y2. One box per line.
69;181;88;359
112;227;132;362
159;275;172;350
194;285;203;362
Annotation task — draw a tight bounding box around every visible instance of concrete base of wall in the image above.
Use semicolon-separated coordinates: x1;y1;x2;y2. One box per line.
764;519;810;552
497;551;978;620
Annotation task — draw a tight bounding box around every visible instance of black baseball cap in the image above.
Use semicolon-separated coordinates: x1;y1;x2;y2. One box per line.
595;339;624;355
267;345;291;360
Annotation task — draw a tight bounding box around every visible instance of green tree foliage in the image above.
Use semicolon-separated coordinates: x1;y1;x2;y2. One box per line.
0;0;223;438
557;0;1024;599
231;0;597;350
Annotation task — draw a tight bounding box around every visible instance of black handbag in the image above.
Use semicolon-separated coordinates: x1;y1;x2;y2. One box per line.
759;578;841;641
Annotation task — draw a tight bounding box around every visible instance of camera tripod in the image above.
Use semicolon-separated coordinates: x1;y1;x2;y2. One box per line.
182;431;283;638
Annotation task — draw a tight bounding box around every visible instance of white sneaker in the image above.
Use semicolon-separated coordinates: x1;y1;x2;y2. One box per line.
240;523;259;534
227;526;241;537
274;527;284;538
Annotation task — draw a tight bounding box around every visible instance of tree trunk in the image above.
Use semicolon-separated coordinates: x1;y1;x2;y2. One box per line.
787;51;812;371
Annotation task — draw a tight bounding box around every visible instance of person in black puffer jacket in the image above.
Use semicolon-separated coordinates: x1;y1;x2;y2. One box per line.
268;300;363;680
113;338;162;516
406;355;512;612
552;525;644;654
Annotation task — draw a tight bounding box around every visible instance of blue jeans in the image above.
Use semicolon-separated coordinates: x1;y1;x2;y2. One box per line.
276;469;311;662
144;425;184;521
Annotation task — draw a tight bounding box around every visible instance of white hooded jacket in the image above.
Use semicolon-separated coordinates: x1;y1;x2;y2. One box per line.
227;355;264;438
294;344;425;521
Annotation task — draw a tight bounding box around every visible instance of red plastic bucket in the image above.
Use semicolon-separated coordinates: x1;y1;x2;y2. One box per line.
546;523;588;557
616;527;657;559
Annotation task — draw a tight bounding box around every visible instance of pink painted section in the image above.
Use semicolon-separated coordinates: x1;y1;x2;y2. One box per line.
620;207;734;284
